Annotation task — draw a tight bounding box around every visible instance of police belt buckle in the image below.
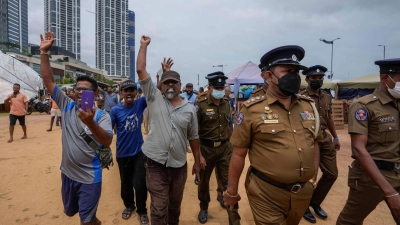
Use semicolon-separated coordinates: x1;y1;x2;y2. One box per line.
290;183;302;193
395;163;400;170
213;141;221;147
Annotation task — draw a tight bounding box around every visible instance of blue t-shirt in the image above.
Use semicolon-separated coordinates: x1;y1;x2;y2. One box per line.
180;92;197;104
110;97;147;158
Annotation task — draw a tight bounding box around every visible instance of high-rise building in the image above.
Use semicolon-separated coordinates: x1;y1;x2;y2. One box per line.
128;10;135;81
0;0;28;52
44;0;81;60
96;0;129;77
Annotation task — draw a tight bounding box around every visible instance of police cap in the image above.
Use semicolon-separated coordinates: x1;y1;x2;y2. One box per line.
259;45;308;71
375;58;400;74
302;65;327;77
206;71;228;87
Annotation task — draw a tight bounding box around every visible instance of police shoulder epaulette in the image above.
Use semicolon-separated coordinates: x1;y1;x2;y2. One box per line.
358;94;379;105
296;94;315;102
242;95;266;108
197;96;207;103
251;88;262;94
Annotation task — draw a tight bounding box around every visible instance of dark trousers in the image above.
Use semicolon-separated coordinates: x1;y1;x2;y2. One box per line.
146;158;187;225
198;142;241;225
116;152;148;215
310;131;338;206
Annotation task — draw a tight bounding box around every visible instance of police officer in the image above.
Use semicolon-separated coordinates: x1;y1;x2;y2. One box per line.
300;65;340;223
224;46;323;225
337;58;400;224
196;72;241;224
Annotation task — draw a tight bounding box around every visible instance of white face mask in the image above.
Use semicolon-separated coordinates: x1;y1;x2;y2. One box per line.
386;76;400;99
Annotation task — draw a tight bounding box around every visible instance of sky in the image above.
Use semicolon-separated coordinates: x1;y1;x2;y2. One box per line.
28;0;400;88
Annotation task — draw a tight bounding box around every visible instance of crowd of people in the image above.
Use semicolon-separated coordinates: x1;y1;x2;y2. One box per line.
5;31;400;225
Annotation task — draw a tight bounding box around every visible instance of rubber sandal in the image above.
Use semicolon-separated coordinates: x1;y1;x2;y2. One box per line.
140;214;149;225
122;208;133;220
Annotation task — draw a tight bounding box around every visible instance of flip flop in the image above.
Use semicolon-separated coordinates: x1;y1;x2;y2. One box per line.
7;139;13;143
140;214;149;225
122;208;133;220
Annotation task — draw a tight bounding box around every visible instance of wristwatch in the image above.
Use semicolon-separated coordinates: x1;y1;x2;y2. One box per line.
309;179;317;189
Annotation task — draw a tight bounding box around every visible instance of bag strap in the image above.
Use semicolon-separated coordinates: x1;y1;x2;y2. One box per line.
75;113;100;152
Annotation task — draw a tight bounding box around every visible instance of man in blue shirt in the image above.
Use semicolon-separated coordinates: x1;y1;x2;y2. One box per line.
109;80;149;224
180;83;197;104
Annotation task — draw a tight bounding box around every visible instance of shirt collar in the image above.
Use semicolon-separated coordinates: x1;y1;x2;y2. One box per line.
373;89;395;105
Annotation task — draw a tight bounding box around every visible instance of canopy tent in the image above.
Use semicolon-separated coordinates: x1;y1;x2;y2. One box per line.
0;51;43;103
226;61;264;99
337;73;380;89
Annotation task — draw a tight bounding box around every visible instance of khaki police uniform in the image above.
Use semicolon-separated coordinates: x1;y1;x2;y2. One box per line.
196;93;241;225
231;89;323;224
250;83;268;98
300;87;338;206
337;89;400;224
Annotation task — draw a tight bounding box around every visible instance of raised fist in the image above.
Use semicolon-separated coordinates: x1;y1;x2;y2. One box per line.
140;35;151;46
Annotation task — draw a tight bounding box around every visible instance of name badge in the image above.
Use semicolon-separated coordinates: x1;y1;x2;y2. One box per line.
380;114;395;123
264;120;279;124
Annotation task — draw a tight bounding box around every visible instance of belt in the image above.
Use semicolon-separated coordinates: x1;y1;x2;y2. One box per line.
251;167;306;193
200;139;227;148
374;160;400;171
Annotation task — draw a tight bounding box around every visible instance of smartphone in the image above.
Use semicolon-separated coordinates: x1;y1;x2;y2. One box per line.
81;90;94;112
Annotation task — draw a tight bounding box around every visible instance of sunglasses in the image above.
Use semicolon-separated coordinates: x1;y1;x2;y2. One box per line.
162;80;179;85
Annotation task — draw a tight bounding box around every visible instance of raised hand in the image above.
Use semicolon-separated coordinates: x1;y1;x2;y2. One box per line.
161;57;174;72
39;32;56;53
140;35;151;46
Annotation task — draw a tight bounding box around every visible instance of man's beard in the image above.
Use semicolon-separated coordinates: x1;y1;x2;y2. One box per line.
186;90;193;95
164;86;177;99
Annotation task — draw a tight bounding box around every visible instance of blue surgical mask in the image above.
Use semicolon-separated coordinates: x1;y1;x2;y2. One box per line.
211;89;225;99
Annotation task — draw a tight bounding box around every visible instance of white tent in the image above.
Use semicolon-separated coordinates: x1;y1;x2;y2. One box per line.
0;51;42;102
226;61;264;99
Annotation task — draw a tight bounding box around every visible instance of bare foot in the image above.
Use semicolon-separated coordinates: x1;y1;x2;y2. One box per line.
47;129;52;132
7;139;13;143
21;136;27;139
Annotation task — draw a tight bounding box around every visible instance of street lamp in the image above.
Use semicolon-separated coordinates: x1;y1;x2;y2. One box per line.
378;45;386;59
319;37;340;80
213;65;227;72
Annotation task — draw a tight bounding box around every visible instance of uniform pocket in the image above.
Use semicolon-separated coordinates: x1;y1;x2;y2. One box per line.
258;123;288;149
301;120;316;146
378;123;399;143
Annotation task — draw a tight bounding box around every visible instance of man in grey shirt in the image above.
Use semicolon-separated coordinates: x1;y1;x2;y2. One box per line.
39;31;113;225
137;35;201;225
98;86;118;113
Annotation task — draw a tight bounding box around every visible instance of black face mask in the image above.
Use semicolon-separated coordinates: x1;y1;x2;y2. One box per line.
309;80;323;90
271;72;301;96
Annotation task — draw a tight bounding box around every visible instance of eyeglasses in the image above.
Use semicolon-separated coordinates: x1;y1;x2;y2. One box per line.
74;87;93;92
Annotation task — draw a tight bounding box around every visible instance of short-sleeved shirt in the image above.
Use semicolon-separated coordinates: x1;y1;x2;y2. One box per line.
300;87;332;130
101;90;118;111
180;92;197;105
139;76;199;168
50;97;59;109
53;85;113;184
110;97;147;158
196;93;230;141
8;92;28;116
230;89;323;183
348;89;400;162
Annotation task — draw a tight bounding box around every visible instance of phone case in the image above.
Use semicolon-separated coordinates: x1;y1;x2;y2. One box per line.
81;90;94;112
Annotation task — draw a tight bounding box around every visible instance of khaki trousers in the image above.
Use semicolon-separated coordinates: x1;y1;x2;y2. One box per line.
337;159;400;224
198;142;241;225
245;168;313;225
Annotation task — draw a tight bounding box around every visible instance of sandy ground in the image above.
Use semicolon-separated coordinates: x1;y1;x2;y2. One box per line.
0;112;396;225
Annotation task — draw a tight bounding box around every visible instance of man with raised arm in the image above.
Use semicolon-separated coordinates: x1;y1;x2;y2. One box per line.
39;31;113;225
136;35;201;225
